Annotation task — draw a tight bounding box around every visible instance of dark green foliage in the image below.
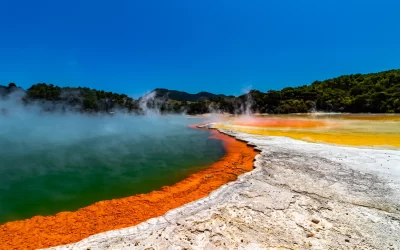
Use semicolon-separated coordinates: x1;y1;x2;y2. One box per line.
240;69;400;114
8;83;17;88
1;68;399;114
27;83;61;101
154;88;226;102
10;83;139;113
186;102;209;115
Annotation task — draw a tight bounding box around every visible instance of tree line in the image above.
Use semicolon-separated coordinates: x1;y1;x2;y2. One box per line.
1;68;400;114
188;69;400;114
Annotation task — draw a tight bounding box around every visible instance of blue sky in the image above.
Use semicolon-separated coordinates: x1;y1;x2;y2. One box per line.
1;0;399;97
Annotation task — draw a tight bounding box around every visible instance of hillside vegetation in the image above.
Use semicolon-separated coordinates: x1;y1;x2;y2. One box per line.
1;69;399;114
154;88;228;102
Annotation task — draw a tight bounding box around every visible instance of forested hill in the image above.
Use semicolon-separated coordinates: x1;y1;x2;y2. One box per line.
1;68;400;114
1;83;139;113
248;69;400;114
153;88;227;102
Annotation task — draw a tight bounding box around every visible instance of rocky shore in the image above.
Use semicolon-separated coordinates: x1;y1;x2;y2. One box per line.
47;128;400;250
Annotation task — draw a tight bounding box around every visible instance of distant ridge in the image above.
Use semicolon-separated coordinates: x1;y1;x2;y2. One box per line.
1;68;400;114
153;88;227;102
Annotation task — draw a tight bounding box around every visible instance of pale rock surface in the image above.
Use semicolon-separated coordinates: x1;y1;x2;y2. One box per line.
46;129;400;250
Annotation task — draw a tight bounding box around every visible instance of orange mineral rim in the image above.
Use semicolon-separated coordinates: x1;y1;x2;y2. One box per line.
0;126;257;250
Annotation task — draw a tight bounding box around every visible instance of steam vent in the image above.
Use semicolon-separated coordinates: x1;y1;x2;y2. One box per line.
2;1;400;247
1;113;399;249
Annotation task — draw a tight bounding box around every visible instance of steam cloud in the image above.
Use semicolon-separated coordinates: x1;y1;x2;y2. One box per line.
0;93;225;222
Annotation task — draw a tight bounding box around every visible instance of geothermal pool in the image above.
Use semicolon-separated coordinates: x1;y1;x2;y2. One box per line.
217;114;400;148
2;112;399;250
0;114;225;224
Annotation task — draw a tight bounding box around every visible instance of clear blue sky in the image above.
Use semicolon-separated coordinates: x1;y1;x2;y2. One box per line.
1;0;399;97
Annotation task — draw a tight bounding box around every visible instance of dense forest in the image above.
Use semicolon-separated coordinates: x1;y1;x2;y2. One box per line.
154;88;229;102
1;69;400;114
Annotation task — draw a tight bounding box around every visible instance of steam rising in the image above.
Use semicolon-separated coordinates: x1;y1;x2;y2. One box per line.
242;85;255;115
0;94;226;223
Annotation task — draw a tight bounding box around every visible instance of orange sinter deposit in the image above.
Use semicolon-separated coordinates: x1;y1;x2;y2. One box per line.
233;116;331;128
0;128;257;250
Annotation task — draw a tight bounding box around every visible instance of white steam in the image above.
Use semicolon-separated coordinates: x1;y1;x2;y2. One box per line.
241;85;254;116
0;92;229;222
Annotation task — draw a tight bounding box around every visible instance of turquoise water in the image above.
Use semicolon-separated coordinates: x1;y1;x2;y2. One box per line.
0;114;225;224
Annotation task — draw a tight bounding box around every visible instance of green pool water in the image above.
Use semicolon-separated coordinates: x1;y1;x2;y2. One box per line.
0;115;225;224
